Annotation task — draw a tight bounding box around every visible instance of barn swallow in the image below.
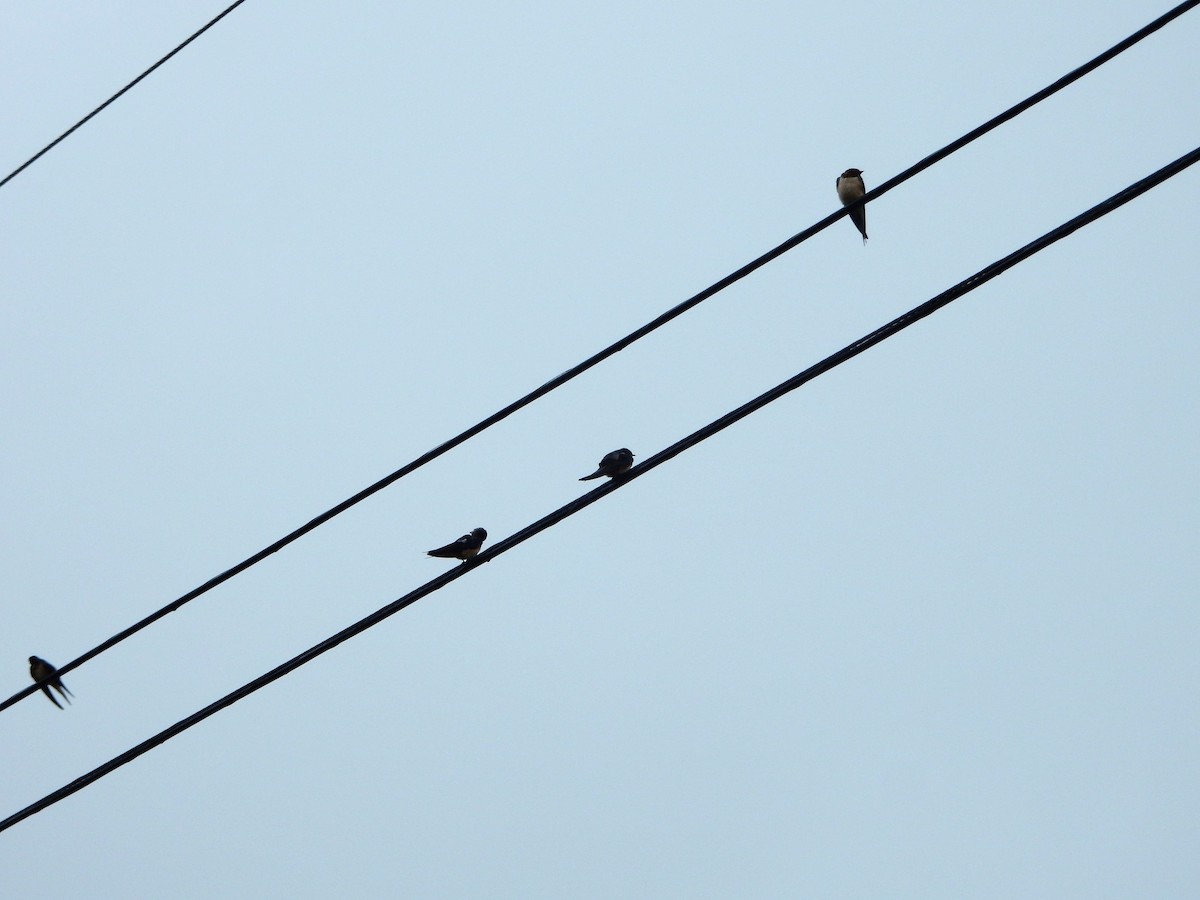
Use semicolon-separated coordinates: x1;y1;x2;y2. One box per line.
836;168;868;243
427;527;488;561
579;448;635;481
29;656;73;709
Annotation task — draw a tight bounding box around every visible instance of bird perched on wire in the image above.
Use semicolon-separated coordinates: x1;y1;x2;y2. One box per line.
579;448;635;481
427;527;488;561
29;656;73;709
836;168;868;243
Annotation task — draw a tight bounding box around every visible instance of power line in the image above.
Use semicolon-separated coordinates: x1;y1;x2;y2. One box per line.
4;143;1195;833
4;0;1194;715
0;1;248;191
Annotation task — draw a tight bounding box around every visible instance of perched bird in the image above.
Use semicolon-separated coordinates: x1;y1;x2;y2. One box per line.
29;656;73;710
579;448;635;481
836;168;868;243
427;527;488;561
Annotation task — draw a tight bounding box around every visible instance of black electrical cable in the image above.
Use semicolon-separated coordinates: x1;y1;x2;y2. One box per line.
4;143;1195;833
0;2;249;191
4;1;1194;715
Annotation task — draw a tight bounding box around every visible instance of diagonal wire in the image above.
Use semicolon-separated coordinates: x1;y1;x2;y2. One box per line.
3;142;1196;833
0;1;249;191
3;0;1194;715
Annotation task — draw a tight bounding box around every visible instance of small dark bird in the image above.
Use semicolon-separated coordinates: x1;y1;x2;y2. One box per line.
29;656;73;709
579;448;635;481
836;168;868;243
427;527;488;561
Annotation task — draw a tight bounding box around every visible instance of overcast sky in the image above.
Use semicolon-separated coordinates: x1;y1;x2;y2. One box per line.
2;2;1197;897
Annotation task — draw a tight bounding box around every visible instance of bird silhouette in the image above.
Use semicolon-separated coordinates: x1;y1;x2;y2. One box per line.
29;656;73;709
427;527;488;561
579;448;635;481
836;168;868;243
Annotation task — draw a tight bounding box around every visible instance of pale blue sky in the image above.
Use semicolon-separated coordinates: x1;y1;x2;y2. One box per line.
2;2;1197;897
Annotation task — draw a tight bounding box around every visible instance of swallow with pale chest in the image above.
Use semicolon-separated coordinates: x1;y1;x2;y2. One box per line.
579;448;635;481
29;656;73;709
836;168;868;243
427;527;487;561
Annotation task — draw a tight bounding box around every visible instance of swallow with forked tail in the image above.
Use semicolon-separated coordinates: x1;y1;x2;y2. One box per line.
29;656;73;709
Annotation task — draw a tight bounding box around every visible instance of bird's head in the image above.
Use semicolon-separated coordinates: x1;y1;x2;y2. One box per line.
471;528;487;540
841;168;863;178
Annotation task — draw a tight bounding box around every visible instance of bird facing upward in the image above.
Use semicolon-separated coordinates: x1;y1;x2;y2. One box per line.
836;168;868;243
579;448;635;481
427;527;488;561
29;656;73;709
